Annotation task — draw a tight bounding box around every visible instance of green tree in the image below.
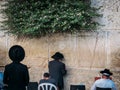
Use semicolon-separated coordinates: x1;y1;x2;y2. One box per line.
2;0;101;38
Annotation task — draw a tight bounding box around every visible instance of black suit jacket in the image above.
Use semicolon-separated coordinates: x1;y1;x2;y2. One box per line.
3;62;29;90
48;60;67;89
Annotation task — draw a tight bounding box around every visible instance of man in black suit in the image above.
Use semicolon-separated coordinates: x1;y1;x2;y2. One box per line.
3;45;29;90
48;52;67;90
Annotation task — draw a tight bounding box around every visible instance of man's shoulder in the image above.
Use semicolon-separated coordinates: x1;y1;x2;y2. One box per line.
5;63;13;68
49;78;56;82
48;78;57;85
19;63;27;67
95;78;114;84
39;79;46;83
49;60;60;64
39;79;55;84
94;78;103;83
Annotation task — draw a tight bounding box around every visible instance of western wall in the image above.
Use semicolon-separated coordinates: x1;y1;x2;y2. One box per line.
0;0;120;90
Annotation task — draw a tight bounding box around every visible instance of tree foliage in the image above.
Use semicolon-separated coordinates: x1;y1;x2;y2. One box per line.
2;0;100;38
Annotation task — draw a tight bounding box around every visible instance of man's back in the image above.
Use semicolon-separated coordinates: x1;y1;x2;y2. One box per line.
3;62;29;90
91;79;117;90
95;79;115;88
39;78;56;85
49;60;66;76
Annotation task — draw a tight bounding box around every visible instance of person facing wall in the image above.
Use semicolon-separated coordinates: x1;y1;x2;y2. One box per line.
3;45;29;90
39;72;57;86
91;69;117;90
48;52;67;90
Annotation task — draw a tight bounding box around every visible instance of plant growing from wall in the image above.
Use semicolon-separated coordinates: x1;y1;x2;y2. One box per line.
2;0;101;38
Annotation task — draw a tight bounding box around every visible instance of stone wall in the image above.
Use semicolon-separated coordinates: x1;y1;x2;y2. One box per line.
0;0;120;90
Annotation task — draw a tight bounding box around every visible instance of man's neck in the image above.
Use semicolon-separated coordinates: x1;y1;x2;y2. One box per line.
102;75;109;79
44;77;49;80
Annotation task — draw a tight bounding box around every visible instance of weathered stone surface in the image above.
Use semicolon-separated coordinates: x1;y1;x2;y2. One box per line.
109;31;120;68
0;0;120;90
91;0;120;30
0;31;7;66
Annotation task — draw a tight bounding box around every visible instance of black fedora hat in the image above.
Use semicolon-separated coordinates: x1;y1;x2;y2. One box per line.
51;52;64;60
9;45;25;62
100;69;113;76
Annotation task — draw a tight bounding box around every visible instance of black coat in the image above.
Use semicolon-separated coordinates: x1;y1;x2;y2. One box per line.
3;62;29;90
48;60;67;89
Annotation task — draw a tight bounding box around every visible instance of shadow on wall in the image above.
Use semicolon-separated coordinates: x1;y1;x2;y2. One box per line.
111;48;120;67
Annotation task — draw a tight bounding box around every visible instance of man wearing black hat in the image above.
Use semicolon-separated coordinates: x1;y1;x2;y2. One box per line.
3;45;29;90
91;69;117;90
48;52;67;90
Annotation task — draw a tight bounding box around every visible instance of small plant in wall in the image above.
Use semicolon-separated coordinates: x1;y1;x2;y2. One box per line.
1;0;101;38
